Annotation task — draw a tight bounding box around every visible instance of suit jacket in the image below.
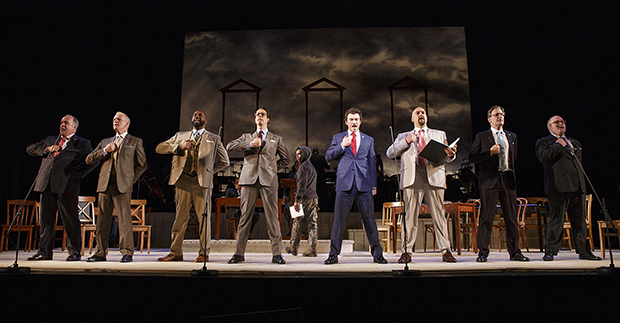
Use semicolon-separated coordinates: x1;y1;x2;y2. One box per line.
386;128;455;189
86;134;148;194
226;131;290;187
326;131;377;192
155;130;229;189
26;135;98;194
469;129;517;190
536;134;585;195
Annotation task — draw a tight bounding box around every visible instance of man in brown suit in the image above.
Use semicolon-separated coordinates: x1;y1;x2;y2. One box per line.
156;110;229;262
85;112;147;263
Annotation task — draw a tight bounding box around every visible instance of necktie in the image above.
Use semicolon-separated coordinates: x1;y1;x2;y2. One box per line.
562;136;574;149
258;130;265;147
112;136;122;175
351;132;357;156
54;136;66;157
417;129;426;166
497;131;507;171
193;131;200;142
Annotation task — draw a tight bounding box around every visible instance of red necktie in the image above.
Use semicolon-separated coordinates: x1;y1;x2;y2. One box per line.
417;129;426;166
351;132;357;156
54;136;66;157
258;130;265;147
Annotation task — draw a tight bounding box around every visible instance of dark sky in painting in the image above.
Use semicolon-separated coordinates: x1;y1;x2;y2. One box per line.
180;27;471;175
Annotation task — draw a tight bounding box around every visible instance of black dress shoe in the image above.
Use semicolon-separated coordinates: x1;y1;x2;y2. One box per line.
373;256;388;264
228;254;245;264
27;254;52;261
324;255;338;265
579;253;602;260
272;255;286;264
476;254;488;262
542;254;554;261
86;255;107;262
120;255;133;263
66;254;81;261
510;253;530;261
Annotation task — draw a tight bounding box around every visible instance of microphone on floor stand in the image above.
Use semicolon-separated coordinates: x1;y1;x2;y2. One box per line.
1;133;64;274
191;126;223;277
389;126;420;277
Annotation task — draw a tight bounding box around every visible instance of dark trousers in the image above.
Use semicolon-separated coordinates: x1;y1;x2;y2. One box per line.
545;191;588;255
38;185;82;257
329;184;383;258
477;174;520;257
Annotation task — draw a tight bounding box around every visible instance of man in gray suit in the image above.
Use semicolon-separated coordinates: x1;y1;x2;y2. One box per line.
386;107;457;263
155;110;229;262
226;107;290;264
85;111;147;263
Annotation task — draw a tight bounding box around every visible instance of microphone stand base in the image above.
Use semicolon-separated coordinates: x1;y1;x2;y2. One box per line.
191;268;219;278
392;268;421;277
597;266;620;275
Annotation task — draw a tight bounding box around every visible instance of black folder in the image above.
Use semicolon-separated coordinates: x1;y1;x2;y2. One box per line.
419;138;459;163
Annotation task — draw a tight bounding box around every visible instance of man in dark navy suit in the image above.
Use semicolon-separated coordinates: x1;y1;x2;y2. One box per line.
469;106;529;262
324;107;387;265
26;114;98;261
536;115;600;261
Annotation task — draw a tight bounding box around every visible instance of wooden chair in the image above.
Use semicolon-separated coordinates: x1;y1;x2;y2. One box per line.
461;199;480;251
516;197;530;251
33;202;67;252
598;219;620;259
130;199;151;254
524;197;548;252
562;194;594;250
381;202;403;254
77;196;97;255
423;202;452;252
490;198;528;251
2;200;36;252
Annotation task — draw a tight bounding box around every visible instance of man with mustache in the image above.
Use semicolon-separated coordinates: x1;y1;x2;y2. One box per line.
386;106;457;263
26;114;98;261
324;107;388;265
536;115;600;261
156;110;229;262
226;108;290;264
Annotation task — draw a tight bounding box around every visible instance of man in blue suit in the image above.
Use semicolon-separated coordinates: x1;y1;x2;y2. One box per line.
324;108;387;264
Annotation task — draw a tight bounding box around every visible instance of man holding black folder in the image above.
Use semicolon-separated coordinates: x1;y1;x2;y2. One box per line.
387;106;457;263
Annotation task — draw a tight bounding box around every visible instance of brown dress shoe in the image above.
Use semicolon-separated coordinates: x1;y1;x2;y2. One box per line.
397;253;412;263
157;253;183;262
442;250;457;262
195;254;208;263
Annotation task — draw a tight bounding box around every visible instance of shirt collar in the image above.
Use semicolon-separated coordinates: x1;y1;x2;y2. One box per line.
491;127;504;134
347;130;359;137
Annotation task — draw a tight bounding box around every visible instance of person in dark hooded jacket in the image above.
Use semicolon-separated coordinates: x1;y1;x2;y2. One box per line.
287;146;319;256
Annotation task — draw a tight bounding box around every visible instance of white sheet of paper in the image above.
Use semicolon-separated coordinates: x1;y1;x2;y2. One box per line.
290;205;304;218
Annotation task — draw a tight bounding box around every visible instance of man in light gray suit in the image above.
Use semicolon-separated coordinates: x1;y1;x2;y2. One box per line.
155;110;229;263
386;107;457;263
85;111;147;263
226;107;290;264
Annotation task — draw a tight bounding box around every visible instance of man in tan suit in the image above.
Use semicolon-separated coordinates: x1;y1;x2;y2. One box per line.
386;107;457;263
226;107;290;264
85;112;147;263
156;110;229;262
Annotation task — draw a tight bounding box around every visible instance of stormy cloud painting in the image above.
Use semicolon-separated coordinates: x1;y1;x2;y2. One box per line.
180;27;472;176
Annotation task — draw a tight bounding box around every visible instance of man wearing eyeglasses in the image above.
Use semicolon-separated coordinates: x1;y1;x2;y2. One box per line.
469;106;529;262
536;115;601;261
225;108;290;264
